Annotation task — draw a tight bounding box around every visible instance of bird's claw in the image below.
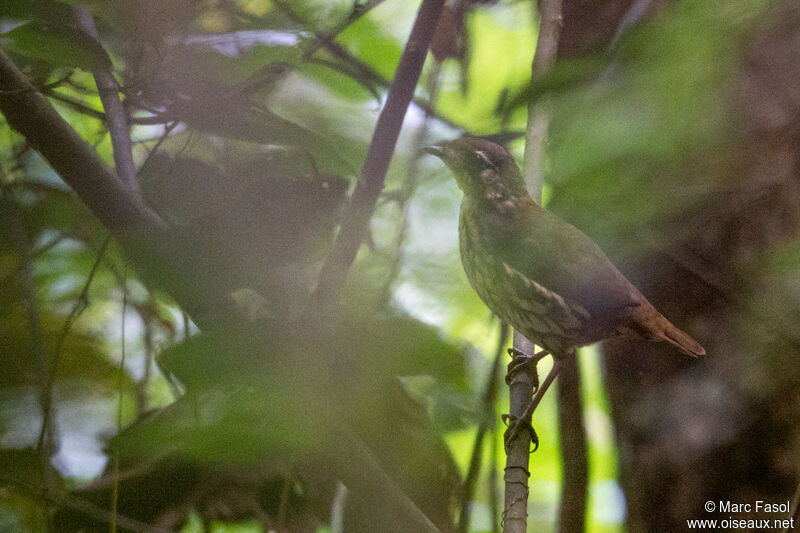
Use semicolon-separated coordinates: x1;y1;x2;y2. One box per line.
505;348;546;391
502;414;539;453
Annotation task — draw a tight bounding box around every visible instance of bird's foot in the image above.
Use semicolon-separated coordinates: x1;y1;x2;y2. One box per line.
502;413;539;453
502;357;566;452
505;348;549;389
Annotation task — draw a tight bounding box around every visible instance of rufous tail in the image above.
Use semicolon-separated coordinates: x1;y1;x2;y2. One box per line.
660;320;706;357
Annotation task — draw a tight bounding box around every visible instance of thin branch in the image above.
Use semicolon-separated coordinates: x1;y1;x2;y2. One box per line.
377;59;442;308
0;50;163;233
275;0;463;132
331;429;442;533
506;0;563;531
490;422;500;533
73;5;140;195
42;89;108;120
1;182;55;531
299;0;388;60
458;322;509;533
0;231;67;290
522;0;563;200
135;316;154;416
308;0;446;309
0;476;173;533
37;235;111;465
111;266;128;533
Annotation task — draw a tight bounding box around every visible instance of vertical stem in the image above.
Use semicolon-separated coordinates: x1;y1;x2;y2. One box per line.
503;333;536;533
73;5;140;196
135;316;153;416
3;182;55;531
556;360;587;533
505;0;562;531
490;421;501;533
522;0;562;198
111;267;128;533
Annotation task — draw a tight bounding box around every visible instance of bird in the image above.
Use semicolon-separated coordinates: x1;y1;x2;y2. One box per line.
425;136;705;444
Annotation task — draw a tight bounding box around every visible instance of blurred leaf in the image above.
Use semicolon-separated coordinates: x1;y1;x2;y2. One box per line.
3;21;112;71
436;3;536;132
0;0;74;22
338;16;402;81
0;310;136;392
0;448;48;533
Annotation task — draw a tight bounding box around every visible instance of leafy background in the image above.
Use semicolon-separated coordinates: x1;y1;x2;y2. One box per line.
1;0;798;532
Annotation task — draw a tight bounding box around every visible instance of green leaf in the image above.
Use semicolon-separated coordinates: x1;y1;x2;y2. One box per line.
3;21;112;71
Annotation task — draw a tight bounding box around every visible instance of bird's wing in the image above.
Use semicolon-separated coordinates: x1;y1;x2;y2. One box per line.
488;206;641;324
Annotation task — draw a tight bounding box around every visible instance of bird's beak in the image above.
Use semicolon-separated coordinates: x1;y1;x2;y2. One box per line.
423;145;445;159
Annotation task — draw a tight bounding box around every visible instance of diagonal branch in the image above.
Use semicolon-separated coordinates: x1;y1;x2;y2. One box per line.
308;0;446;309
0;51;162;234
73;5;140;195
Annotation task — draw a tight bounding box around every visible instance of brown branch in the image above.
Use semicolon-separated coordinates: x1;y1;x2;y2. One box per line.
332;429;442;533
522;0;563;199
0;50;163;234
556;360;587;533
377;59;442;308
0;52;241;330
308;0;446;309
317;37;463;130
503;333;537;532
43;89;108;120
73;5;140;195
506;0;563;531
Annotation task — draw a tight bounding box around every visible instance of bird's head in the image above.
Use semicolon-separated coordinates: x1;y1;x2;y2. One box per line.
425;136;530;208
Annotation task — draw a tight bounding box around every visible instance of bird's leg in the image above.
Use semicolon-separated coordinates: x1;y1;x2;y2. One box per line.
504;357;565;451
505;348;550;390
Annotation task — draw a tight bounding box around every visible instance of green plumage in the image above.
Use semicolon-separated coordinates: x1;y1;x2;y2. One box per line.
429;136;705;357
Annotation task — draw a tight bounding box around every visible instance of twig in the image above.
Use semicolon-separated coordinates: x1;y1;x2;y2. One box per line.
73;5;140;195
135;316;154;416
0;50;163;233
2;182;55;531
274;0;464;132
111;266;128;533
490;421;500;533
0;477;172;533
505;0;563;531
36;235;111;471
308;0;446;309
42;89;107;120
0;230;67;298
522;0;563;200
458;322;509;533
377;59;442;307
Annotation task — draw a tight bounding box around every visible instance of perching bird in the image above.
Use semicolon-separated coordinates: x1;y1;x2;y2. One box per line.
426;136;705;441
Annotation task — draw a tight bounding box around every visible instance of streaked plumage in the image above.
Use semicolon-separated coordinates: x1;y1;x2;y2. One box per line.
429;136;705;357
